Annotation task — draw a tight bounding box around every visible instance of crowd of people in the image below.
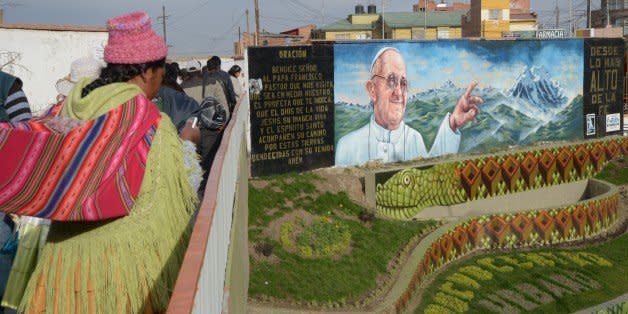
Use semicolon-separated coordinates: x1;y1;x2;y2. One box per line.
0;11;244;313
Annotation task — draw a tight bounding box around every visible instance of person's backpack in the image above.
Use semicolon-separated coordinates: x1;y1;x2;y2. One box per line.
198;96;228;130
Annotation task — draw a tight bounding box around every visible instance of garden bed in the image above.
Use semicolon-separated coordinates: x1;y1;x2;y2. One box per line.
248;171;437;306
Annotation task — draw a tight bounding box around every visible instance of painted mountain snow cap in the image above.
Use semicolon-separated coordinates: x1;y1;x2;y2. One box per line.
508;65;567;110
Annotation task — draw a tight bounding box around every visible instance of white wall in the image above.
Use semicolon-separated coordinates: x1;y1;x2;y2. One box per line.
0;28;107;113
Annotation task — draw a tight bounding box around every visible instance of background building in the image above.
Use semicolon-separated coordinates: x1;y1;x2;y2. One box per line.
462;0;537;38
413;0;470;12
317;4;464;40
316;4;377;40
591;0;628;36
377;11;464;39
236;25;314;56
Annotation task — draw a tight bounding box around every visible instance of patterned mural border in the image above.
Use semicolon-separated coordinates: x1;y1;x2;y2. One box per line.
375;137;628;219
392;180;623;313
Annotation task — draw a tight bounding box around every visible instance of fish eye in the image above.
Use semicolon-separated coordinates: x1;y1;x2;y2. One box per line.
402;175;411;185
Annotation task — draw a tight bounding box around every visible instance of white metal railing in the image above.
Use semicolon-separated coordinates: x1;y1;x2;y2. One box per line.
167;93;249;314
196;96;248;313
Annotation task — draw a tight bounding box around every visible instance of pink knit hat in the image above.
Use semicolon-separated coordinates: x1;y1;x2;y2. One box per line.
104;11;167;64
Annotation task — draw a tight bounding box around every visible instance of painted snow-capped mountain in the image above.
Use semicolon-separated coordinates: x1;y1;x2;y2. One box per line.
507;65;568;111
335;65;582;153
441;79;457;90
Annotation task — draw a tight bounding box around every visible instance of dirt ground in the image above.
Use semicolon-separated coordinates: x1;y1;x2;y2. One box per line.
311;167;372;209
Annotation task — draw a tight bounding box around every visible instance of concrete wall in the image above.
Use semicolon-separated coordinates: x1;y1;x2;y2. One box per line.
324;30;372;40
0;27;107;113
392;28;412;39
350;14;379;25
402;27;463;39
482;20;510;37
510;20;538;31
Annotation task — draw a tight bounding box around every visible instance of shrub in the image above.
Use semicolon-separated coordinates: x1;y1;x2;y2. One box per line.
255;241;274;257
294;217;351;258
358;210;376;223
439;281;475;300
280;221;296;251
477;257;514;273
433;292;469;312
447;273;480;290
458;265;493;281
425;303;456;314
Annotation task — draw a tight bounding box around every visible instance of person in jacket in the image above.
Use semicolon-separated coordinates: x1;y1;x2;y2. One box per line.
0;11;199;313
0;71;31;122
206;56;236;112
228;64;244;103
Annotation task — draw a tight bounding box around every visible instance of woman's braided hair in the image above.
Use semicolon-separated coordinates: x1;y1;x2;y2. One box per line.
81;58;166;97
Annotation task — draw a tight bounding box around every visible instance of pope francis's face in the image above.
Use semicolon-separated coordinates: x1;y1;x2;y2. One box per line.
367;50;408;130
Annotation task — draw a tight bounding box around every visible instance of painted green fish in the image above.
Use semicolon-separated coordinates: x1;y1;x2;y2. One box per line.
376;164;466;219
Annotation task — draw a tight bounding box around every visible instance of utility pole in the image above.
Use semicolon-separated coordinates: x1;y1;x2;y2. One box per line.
606;0;610;26
381;0;385;39
586;0;591;28
569;0;573;36
321;0;325;27
424;0;427;38
246;9;250;48
254;0;260;46
555;0;559;29
158;5;169;45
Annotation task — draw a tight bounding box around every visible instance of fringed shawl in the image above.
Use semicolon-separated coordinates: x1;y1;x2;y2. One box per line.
0;80;198;313
0;96;161;221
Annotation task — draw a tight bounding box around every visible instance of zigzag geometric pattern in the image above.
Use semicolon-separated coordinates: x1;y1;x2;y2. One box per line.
376;137;627;219
457;137;628;200
394;194;621;313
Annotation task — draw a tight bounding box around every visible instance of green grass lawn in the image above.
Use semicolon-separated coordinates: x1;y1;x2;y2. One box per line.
248;172;437;303
416;234;628;313
594;158;628;185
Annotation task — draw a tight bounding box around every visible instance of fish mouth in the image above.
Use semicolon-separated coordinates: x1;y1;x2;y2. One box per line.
377;203;423;220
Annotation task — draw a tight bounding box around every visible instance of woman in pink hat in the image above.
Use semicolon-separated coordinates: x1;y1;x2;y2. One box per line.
0;12;199;313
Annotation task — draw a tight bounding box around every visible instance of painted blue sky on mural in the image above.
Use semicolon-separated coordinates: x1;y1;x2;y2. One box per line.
334;40;584;106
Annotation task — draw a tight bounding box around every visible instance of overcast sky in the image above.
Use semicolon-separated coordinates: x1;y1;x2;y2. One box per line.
2;0;600;57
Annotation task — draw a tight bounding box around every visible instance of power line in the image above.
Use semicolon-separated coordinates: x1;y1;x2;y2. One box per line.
287;0;322;18
278;0;318;22
208;11;246;48
167;0;212;29
156;5;169;45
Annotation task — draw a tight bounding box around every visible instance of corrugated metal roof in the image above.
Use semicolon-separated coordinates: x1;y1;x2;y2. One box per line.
318;11;464;32
260;30;303;38
318;17;373;31
383;11;464;28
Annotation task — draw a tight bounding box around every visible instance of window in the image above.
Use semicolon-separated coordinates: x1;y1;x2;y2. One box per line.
488;9;502;21
412;29;426;39
608;0;624;10
437;28;450;39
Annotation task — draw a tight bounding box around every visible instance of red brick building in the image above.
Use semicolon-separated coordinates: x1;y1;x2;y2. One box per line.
235;25;315;56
